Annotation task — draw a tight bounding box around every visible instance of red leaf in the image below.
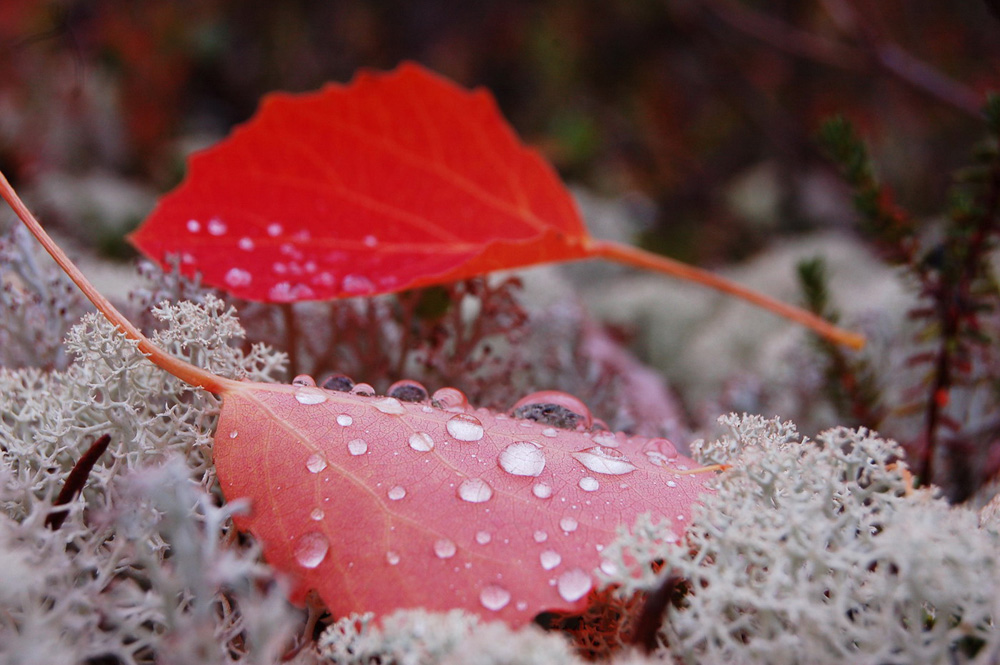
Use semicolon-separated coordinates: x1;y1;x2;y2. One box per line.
213;380;710;625
130;63;591;302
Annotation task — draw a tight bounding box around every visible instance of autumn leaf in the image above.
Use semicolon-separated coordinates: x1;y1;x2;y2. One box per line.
130;62;863;349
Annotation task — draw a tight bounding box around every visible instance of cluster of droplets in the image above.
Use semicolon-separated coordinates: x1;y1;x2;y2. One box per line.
277;374;687;614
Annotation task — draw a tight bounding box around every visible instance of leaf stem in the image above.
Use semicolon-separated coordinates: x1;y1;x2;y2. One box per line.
588;239;865;350
0;169;232;394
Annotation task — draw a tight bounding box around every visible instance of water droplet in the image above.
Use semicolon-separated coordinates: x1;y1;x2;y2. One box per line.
292;374;316;387
447;414;484;442
373;397;406;415
295;386;328;405
186;219;200;233
229;430;238;439
267;222;283;237
224;267;252;288
434;539;457;559
559;516;579;533
342;274;375;295
432;387;469;411
387;485;406;501
540;550;562;570
457;478;493;503
336;414;353;426
306;454;328;473
207;218;227;235
571;446;637;475
533;530;548;543
511;391;593;429
557;568;592;602
387;379;428;402
578;477;599;492
310;508;325;521
294;532;329;569
600;560;619;576
666;480;677;488
347;438;368;455
642;437;679;459
475;530;491;545
532;482;553;499
498;441;546;477
386;551;400;565
322;374;355;392
238;236;255;251
479;585;511;611
408;431;435;452
363;234;378;247
591;432;620;447
351;382;376;397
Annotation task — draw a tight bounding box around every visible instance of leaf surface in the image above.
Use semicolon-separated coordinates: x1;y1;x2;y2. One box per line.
213;381;709;625
130;63;591;302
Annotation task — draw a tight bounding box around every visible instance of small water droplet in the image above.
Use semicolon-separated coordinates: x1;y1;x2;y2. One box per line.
475;530;491;545
224;267;252;288
447;414;484;442
294;532;329;569
306;454;328;474
511;390;593;429
498;441;546;477
363;234;378;247
292;374;316;387
238;236;255;251
387;485;406;501
557;568;592;602
387;379;429;402
571;446;637;475
207;218;227;235
542;428;558;438
458;478;493;503
310;508;325;521
479;585;511;611
186;219;200;233
342;274;375;295
373;396;406;415
336;414;353;426
600;560;619;576
559;516;579;533
533;530;548;543
347;439;368;455
386;551;400;565
267;222;283;237
434;539;457;559
592;432;620;447
532;482;553;499
229;430;238;439
408;431;435;452
350;382;376;397
666;480;677;488
540;550;562;570
578;476;599;492
294;386;328;405
432;387;469;411
322;374;355;392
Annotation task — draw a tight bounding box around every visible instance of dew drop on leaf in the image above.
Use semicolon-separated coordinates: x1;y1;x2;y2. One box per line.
347;438;368;456
479;585;511;611
310;508;325;521
571;446;637;475
578;476;599;492
207;218;227;235
434;539;457;559
294;386;328;405
387;379;429;403
387;485;406;501
350;382;375;396
292;374;316;387
294;532;330;569
533;530;548;543
447;413;485;442
559;516;579;533
432;387;469;411
386;551;400;566
557;568;592;602
322;374;355;392
600;560;619;576
336;414;353;426
408;431;435;452
224;267;252;288
458;478;493;503
373;396;406;415
539;550;562;570
238;236;254;251
306;453;328;474
498;441;546;477
475;530;492;545
532;482;553;499
511;391;593;429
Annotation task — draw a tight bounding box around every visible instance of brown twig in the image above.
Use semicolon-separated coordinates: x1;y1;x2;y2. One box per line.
45;433;112;530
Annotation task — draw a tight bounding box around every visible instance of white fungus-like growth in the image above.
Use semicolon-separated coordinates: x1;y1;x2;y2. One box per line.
601;414;1000;665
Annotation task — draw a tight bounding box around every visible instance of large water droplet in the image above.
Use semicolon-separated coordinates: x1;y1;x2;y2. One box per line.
336;414;353;426
306;453;328;473
457;478;493;503
408;431;435;452
642;437;680;464
557;568;593;602
434;539;457;559
292;374;316;387
387;485;406;501
578;476;599;492
295;386;328;405
387;379;429;403
532;482;553;499
373;397;406;415
559;516;579;533
322;374;355;392
511;390;593;429
498;441;546;477
347;439;368;455
446;414;484;442
571;446;637;475
479;585;511;611
432;387;469;411
539;550;562;570
294;532;329;569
